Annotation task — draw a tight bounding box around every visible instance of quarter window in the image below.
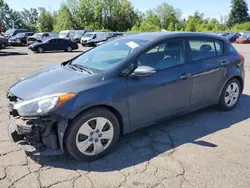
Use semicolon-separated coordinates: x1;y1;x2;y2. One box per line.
138;39;185;70
214;41;223;56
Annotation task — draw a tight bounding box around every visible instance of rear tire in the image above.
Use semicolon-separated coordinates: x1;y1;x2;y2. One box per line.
37;47;44;53
66;46;72;52
218;79;241;111
65;107;120;161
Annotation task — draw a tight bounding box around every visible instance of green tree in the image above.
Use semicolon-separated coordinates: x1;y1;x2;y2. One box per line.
155;3;182;29
37;8;54;32
228;0;250;27
54;4;75;32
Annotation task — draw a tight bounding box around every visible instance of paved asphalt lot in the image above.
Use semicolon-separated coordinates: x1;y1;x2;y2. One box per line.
0;44;250;188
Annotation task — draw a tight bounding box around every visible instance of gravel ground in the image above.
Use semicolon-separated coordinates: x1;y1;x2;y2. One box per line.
0;44;250;188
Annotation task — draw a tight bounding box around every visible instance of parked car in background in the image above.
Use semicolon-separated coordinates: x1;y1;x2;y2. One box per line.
8;32;34;46
96;35;124;46
3;29;29;40
27;33;51;45
0;36;7;49
73;30;93;43
28;38;78;53
50;32;59;38
226;33;240;43
236;35;250;44
7;32;245;161
81;32;108;46
59;30;76;40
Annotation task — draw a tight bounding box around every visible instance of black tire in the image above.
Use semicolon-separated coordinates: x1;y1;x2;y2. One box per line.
66;46;72;52
218;78;241;111
37;47;44;53
1;43;6;49
65;107;120;161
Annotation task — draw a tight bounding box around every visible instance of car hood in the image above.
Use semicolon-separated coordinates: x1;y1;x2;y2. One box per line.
81;37;92;40
9;63;103;100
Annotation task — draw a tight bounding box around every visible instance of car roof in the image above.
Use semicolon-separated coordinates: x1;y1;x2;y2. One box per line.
123;32;227;42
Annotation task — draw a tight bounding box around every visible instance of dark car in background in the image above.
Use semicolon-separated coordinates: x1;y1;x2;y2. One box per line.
73;30;93;43
226;33;240;43
28;38;78;53
8;32;34;46
3;29;29;40
0;37;8;49
7;32;245;161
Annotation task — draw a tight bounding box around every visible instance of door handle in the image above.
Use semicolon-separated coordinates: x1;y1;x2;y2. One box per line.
180;73;191;80
220;61;230;66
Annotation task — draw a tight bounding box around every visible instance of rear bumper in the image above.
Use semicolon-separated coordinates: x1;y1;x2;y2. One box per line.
7;115;65;156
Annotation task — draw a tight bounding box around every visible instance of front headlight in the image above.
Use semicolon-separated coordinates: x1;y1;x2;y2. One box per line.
14;93;76;116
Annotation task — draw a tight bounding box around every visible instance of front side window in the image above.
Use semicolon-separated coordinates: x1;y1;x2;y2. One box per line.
138;39;185;70
48;39;56;44
188;40;216;61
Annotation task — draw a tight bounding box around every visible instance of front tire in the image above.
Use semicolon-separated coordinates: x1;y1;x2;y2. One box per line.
65;108;120;161
218;79;241;111
1;43;6;49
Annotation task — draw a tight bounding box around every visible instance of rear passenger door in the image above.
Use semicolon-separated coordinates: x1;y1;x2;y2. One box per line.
56;39;67;50
186;39;227;106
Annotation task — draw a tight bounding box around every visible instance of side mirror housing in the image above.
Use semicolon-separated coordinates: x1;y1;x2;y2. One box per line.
133;66;156;77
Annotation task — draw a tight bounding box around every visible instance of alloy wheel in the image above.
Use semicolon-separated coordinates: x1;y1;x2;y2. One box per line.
224;82;240;107
75;117;114;156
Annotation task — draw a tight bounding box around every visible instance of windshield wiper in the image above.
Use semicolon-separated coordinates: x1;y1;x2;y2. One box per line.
66;64;78;71
72;64;92;74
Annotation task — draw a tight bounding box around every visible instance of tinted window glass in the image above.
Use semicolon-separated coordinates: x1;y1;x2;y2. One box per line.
189;40;216;61
48;39;56;44
215;41;223;55
57;39;66;44
44;34;49;37
138;39;185;70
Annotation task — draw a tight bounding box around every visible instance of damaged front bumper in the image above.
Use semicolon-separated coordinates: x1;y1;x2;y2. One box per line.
7;93;69;156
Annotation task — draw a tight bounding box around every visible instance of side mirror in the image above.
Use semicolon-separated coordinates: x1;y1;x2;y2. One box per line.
133;66;156;77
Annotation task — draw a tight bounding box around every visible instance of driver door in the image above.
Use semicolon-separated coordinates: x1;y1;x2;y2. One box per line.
126;39;193;128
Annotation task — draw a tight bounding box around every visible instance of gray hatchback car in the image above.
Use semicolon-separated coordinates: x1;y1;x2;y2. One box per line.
7;32;245;161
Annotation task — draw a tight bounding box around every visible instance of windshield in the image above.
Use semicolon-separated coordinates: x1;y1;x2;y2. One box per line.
15;33;25;37
33;33;42;38
5;29;15;35
71;38;149;71
83;33;94;38
75;31;83;37
59;31;68;37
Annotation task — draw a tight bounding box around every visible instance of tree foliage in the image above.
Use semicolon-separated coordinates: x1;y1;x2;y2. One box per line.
1;0;250;33
37;8;54;32
228;0;250;27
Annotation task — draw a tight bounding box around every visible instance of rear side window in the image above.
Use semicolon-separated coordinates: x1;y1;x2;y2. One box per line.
188;39;225;61
188;40;216;61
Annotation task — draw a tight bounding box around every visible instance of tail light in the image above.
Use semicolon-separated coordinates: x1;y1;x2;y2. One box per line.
239;53;245;63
